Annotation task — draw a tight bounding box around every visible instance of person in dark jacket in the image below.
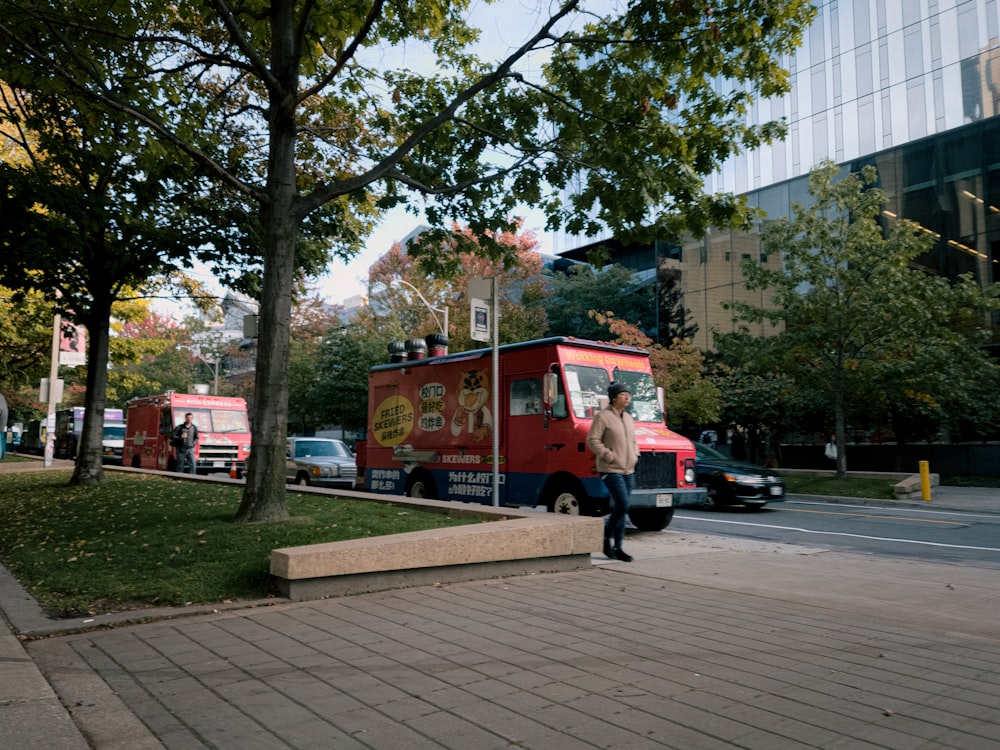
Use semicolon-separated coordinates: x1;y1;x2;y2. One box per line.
586;382;639;562
172;413;199;474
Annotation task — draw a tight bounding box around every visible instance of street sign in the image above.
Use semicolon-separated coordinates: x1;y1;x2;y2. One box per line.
469;277;493;343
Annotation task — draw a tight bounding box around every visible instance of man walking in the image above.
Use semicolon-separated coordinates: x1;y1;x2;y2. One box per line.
173;413;199;474
586;382;639;562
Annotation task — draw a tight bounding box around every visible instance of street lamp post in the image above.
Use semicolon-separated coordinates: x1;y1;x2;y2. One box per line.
390;279;448;336
200;355;220;395
182;346;221;394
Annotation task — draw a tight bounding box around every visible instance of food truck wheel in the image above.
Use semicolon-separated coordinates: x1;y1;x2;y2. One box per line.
405;470;438;499
547;481;589;516
627;507;675;531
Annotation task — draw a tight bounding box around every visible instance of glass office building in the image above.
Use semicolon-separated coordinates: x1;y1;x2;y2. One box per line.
558;0;1000;351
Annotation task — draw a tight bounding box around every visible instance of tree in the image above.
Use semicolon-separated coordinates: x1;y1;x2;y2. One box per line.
0;69;244;485
430;222;548;352
108;310;194;406
0;286;54;426
0;286;53;393
2;0;816;519
657;265;698;344
287;292;344;435
314;309;405;435
590;312;720;427
710;330;820;466
730;161;1000;477
546;264;656;341
365;220;548;351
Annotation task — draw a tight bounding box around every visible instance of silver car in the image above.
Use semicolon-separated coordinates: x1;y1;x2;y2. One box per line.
286;437;357;488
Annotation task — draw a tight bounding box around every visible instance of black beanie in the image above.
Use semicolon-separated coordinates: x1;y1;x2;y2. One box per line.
608;382;630;400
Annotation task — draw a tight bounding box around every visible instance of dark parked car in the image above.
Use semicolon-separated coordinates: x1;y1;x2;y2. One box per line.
286;437;357;488
694;442;785;510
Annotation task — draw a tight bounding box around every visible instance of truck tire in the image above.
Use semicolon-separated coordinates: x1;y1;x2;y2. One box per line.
549;489;581;515
131;455;141;469
627;507;675;531
545;478;592;516
405;470;437;499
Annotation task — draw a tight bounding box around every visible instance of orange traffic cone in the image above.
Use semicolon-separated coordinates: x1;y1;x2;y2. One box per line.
230;462;238;479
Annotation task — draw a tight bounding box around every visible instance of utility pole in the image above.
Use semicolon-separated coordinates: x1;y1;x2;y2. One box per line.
43;310;61;467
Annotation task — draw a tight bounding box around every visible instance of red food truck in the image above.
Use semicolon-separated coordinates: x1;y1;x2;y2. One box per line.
123;392;251;475
357;337;705;530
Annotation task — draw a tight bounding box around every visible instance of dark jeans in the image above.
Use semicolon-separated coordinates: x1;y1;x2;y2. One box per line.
602;472;634;549
177;447;197;474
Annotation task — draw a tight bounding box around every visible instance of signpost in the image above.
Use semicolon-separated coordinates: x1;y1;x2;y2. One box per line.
470;277;500;505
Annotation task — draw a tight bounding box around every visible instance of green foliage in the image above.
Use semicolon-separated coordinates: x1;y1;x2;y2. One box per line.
106;308;194;406
314;315;403;433
0;286;53;394
710;331;824;464
727;161;1000;471
0;470;475;616
0;53;259;485
286;293;345;434
546;265;657;341
589;311;720;426
0;0;817;519
537;0;817;241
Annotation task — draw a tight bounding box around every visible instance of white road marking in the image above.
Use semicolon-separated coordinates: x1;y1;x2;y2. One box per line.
674;514;1000;553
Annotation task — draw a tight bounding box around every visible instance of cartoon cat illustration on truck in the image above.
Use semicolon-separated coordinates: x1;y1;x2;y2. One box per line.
450;368;492;441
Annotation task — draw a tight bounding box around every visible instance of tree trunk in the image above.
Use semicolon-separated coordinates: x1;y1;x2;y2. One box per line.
235;9;298;522
71;296;113;486
834;371;847;479
234;184;298;521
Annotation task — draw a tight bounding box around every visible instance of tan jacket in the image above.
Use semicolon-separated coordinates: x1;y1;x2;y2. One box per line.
586;405;639;475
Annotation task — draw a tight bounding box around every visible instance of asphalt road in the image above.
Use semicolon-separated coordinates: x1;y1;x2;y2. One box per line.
668;495;1000;569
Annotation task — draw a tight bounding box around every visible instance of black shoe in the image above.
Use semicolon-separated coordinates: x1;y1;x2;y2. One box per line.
614;548;634;562
603;539;614;559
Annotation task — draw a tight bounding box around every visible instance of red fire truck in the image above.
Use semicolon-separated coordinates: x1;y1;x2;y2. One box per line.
123;392;251;475
357;337;705;530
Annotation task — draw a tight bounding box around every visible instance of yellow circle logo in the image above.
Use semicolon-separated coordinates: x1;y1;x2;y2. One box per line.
372;395;414;446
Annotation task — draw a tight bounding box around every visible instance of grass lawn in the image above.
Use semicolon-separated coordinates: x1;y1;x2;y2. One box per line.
0;470;477;617
782;474;898;499
1;453;32;463
783;472;1000;498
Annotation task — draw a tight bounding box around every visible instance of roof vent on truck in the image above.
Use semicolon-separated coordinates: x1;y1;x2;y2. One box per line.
405;338;427;361
388;341;408;363
425;333;448;357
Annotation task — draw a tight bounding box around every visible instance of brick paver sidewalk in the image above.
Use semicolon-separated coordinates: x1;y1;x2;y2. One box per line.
27;563;1000;750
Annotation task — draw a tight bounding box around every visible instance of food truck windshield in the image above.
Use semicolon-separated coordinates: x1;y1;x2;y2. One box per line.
563;365;663;423
175;408;250;434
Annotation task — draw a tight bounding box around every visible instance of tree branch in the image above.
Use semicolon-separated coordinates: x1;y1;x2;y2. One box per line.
299;0;387;103
300;0;581;213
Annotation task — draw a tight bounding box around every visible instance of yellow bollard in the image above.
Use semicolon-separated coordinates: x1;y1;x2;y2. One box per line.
919;460;931;501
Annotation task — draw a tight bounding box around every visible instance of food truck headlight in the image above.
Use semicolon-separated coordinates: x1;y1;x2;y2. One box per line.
242;444;251;453
684;458;696;484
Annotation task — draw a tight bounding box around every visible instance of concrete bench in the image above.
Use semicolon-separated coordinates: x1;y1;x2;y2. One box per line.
270;493;603;601
894;473;939;500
